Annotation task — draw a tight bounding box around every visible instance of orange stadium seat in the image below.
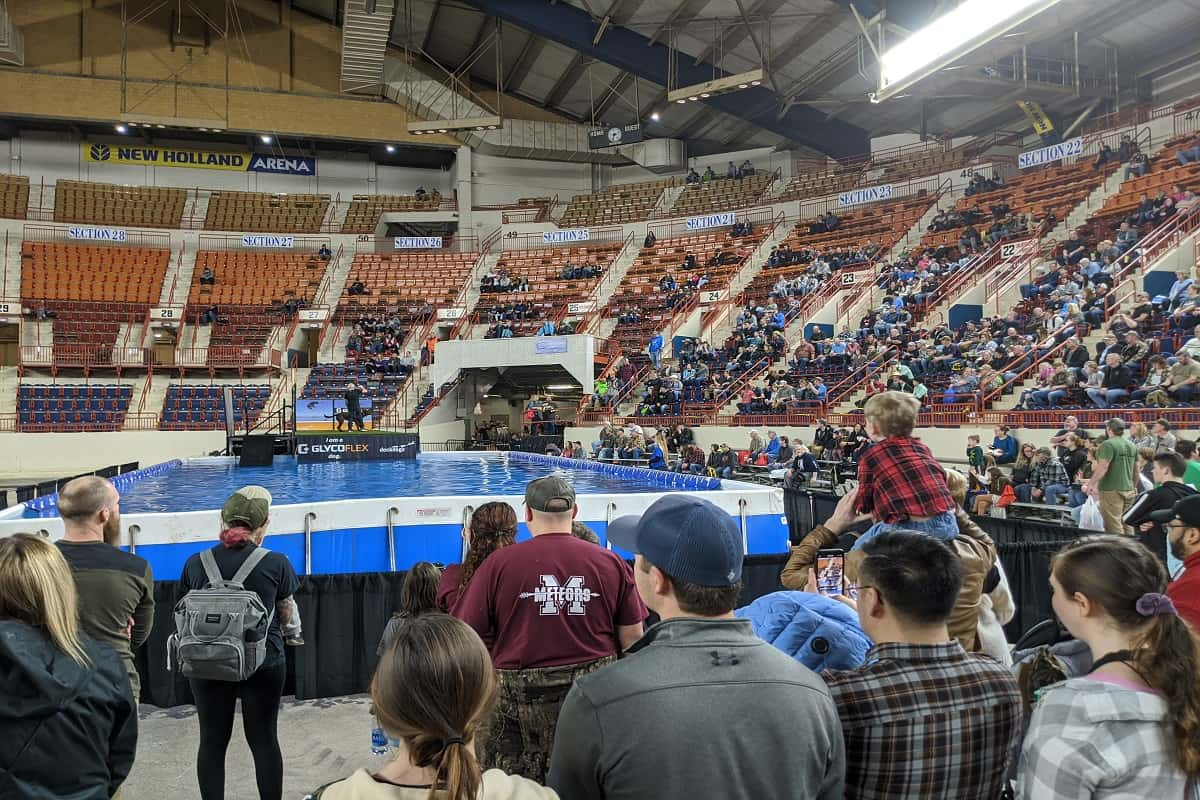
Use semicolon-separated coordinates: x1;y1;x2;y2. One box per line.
53;180;186;228
341;193;442;233
558;180;673;227
204;191;330;233
0;173;29;219
667;172;776;218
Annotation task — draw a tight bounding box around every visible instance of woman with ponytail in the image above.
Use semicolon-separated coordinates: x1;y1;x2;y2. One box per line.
309;614;557;800
1018;534;1200;798
437;502;517;611
180;486;302;800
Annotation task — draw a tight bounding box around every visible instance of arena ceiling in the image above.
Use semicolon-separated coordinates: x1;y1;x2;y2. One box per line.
295;0;1200;160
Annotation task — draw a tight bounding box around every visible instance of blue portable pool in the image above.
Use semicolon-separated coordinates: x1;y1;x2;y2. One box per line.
0;452;787;579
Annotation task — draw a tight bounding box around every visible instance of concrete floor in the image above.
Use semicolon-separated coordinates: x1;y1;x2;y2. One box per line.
125;695;391;800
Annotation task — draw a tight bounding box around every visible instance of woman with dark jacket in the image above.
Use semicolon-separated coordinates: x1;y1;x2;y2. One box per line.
0;533;137;800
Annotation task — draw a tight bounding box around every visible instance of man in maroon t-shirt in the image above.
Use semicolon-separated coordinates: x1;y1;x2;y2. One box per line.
454;475;646;782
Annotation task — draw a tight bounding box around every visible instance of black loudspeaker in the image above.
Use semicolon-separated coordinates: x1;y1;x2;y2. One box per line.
239;435;276;468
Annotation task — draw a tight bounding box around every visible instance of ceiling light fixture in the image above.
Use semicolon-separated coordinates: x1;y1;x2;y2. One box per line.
115;124;128;134
650;111;661;121
667;68;767;105
260;134;273;144
872;0;1063;102
385;144;396;153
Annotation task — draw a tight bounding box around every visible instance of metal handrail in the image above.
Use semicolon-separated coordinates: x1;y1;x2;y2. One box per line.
386;506;399;572
303;512;317;576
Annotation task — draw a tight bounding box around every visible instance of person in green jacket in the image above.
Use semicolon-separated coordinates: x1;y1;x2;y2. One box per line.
1088;418;1139;535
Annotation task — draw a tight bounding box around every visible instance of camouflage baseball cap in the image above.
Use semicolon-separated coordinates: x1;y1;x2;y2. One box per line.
222;485;272;529
525;475;576;513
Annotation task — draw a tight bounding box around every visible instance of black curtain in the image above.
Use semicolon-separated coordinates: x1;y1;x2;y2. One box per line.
134;563;793;708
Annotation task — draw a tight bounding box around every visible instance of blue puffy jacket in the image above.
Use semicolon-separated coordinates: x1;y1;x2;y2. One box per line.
735;591;872;673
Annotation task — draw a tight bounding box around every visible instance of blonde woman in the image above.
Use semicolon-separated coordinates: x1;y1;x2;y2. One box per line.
0;533;137;798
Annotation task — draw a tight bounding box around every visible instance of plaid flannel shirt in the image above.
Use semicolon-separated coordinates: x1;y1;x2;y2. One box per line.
1018;677;1193;799
1029;458;1070;489
823;641;1022;800
856;437;955;523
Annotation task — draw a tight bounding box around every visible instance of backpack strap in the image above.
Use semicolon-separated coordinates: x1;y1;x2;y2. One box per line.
199;548;224;587
231;546;272;587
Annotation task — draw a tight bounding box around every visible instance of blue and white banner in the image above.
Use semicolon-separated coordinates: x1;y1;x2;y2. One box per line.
1018;137;1082;169
535;337;569;354
247;154;317;176
543;228;590;244
686;212;735;231
68;225;126;242
838;183;894;207
394;236;444;249
242;234;294;248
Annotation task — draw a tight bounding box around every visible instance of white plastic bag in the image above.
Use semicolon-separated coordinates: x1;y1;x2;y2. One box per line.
1078;497;1104;532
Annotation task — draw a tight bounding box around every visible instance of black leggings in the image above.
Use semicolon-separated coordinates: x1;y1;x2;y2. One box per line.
190;660;287;800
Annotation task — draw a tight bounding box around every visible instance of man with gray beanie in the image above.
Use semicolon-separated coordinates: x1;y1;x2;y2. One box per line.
548;494;845;800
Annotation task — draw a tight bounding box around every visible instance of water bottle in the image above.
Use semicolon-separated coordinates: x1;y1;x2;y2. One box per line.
370;723;389;755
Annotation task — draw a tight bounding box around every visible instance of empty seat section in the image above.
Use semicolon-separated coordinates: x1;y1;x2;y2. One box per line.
21;242;170;348
189;250;326;355
17;383;132;431
0;173;29;219
558;179;672;227
338;251;477;330
475;243;622;335
341;193;442;233
53;180;186;228
159;384;270;430
666;172;776;218
204;191;330;233
777;169;863;203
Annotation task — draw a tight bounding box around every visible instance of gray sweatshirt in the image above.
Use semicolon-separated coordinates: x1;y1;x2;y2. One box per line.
547;617;845;800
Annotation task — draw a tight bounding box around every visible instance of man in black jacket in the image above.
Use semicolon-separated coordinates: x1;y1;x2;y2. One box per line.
1086;353;1132;408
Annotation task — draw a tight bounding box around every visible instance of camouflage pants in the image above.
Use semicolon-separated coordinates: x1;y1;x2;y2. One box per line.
478;655;616;783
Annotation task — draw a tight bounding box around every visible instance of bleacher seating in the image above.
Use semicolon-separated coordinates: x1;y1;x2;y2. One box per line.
1088;133;1200;234
188;251;325;356
558;180;672;227
301;364;408;402
919;162;1107;254
668;173;775;218
340;251;477;328
204;191;330;232
17;384;132;431
53;180;186;228
742;195;935;307
341;193;441;233
159;384;270;430
0;173;29;219
606;227;766;355
475;243;622;335
23;242;170;304
777;169;862;203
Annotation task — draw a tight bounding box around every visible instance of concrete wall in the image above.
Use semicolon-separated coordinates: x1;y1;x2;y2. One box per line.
0;430;225;475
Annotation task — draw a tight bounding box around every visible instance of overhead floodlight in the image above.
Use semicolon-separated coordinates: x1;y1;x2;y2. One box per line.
650;111;661;121
871;0;1065;103
407;115;503;136
667;67;766;105
385;144;396;153
114;124;128;134
260;134;273;144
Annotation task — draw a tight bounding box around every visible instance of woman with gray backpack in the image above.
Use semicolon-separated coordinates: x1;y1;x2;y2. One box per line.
175;486;302;800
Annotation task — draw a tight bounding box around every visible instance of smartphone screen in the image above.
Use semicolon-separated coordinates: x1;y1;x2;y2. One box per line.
816;549;845;597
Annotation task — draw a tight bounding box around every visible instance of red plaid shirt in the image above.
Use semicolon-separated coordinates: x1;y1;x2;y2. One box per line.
856;436;954;523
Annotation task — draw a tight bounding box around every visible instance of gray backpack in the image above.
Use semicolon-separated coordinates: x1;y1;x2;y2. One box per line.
168;548;274;682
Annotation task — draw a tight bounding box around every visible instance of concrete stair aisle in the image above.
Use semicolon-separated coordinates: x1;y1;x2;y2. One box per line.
264;369;304;421
0;366;18;417
318;325;348;363
887;191;958;258
468;322;490;340
163;242;200;306
652;184;687;218
123;373;166;429
314;247;355;308
186;191;211;228
112;322;147;366
1;233;21;301
176;322;211;367
21;319;53;362
1048;168;1129;243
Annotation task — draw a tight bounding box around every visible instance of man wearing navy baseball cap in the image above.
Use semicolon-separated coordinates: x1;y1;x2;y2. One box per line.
548;494;845;800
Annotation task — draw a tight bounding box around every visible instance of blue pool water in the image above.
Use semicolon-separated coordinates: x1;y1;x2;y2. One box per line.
20;452;719;518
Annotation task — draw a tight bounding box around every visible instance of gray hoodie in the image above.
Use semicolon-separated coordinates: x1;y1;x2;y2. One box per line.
547;617;845;800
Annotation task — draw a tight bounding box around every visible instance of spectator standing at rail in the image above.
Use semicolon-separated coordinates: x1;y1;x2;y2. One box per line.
1088;418;1139;535
453;477;647;782
549;494;845;800
179;487;302;800
55;476;154;705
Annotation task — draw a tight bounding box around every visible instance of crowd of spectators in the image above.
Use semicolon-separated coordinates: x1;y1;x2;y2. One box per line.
684;159;756;184
344;316;417;375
